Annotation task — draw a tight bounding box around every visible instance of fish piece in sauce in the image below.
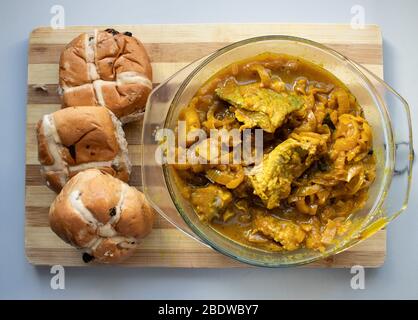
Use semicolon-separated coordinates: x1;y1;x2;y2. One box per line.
216;81;304;133
190;184;232;221
249;132;328;209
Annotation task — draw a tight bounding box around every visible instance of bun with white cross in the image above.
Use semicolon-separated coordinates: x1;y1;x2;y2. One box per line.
59;28;153;123
36;106;131;192
49;169;155;263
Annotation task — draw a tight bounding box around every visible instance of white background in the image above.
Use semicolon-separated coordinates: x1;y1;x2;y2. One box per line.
0;0;417;299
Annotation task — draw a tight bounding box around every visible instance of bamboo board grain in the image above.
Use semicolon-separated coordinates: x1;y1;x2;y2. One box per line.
25;23;386;268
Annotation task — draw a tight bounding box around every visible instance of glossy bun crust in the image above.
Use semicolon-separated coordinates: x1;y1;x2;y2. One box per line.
49;169;155;263
59;29;153;123
36;106;131;192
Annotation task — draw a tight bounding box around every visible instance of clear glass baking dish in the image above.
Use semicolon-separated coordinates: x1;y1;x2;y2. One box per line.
141;36;414;267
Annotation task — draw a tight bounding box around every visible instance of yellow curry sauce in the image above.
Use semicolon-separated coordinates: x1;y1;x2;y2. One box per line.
171;53;376;252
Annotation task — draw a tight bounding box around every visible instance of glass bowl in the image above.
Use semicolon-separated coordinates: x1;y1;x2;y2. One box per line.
142;36;414;267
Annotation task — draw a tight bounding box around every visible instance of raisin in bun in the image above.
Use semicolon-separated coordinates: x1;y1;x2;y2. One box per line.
37;106;131;192
59;28;153;123
49;169;155;263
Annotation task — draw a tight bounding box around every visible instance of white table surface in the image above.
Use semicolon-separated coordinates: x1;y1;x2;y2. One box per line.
1;0;417;299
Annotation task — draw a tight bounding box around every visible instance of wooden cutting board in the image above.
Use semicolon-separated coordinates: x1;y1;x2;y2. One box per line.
25;23;385;267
